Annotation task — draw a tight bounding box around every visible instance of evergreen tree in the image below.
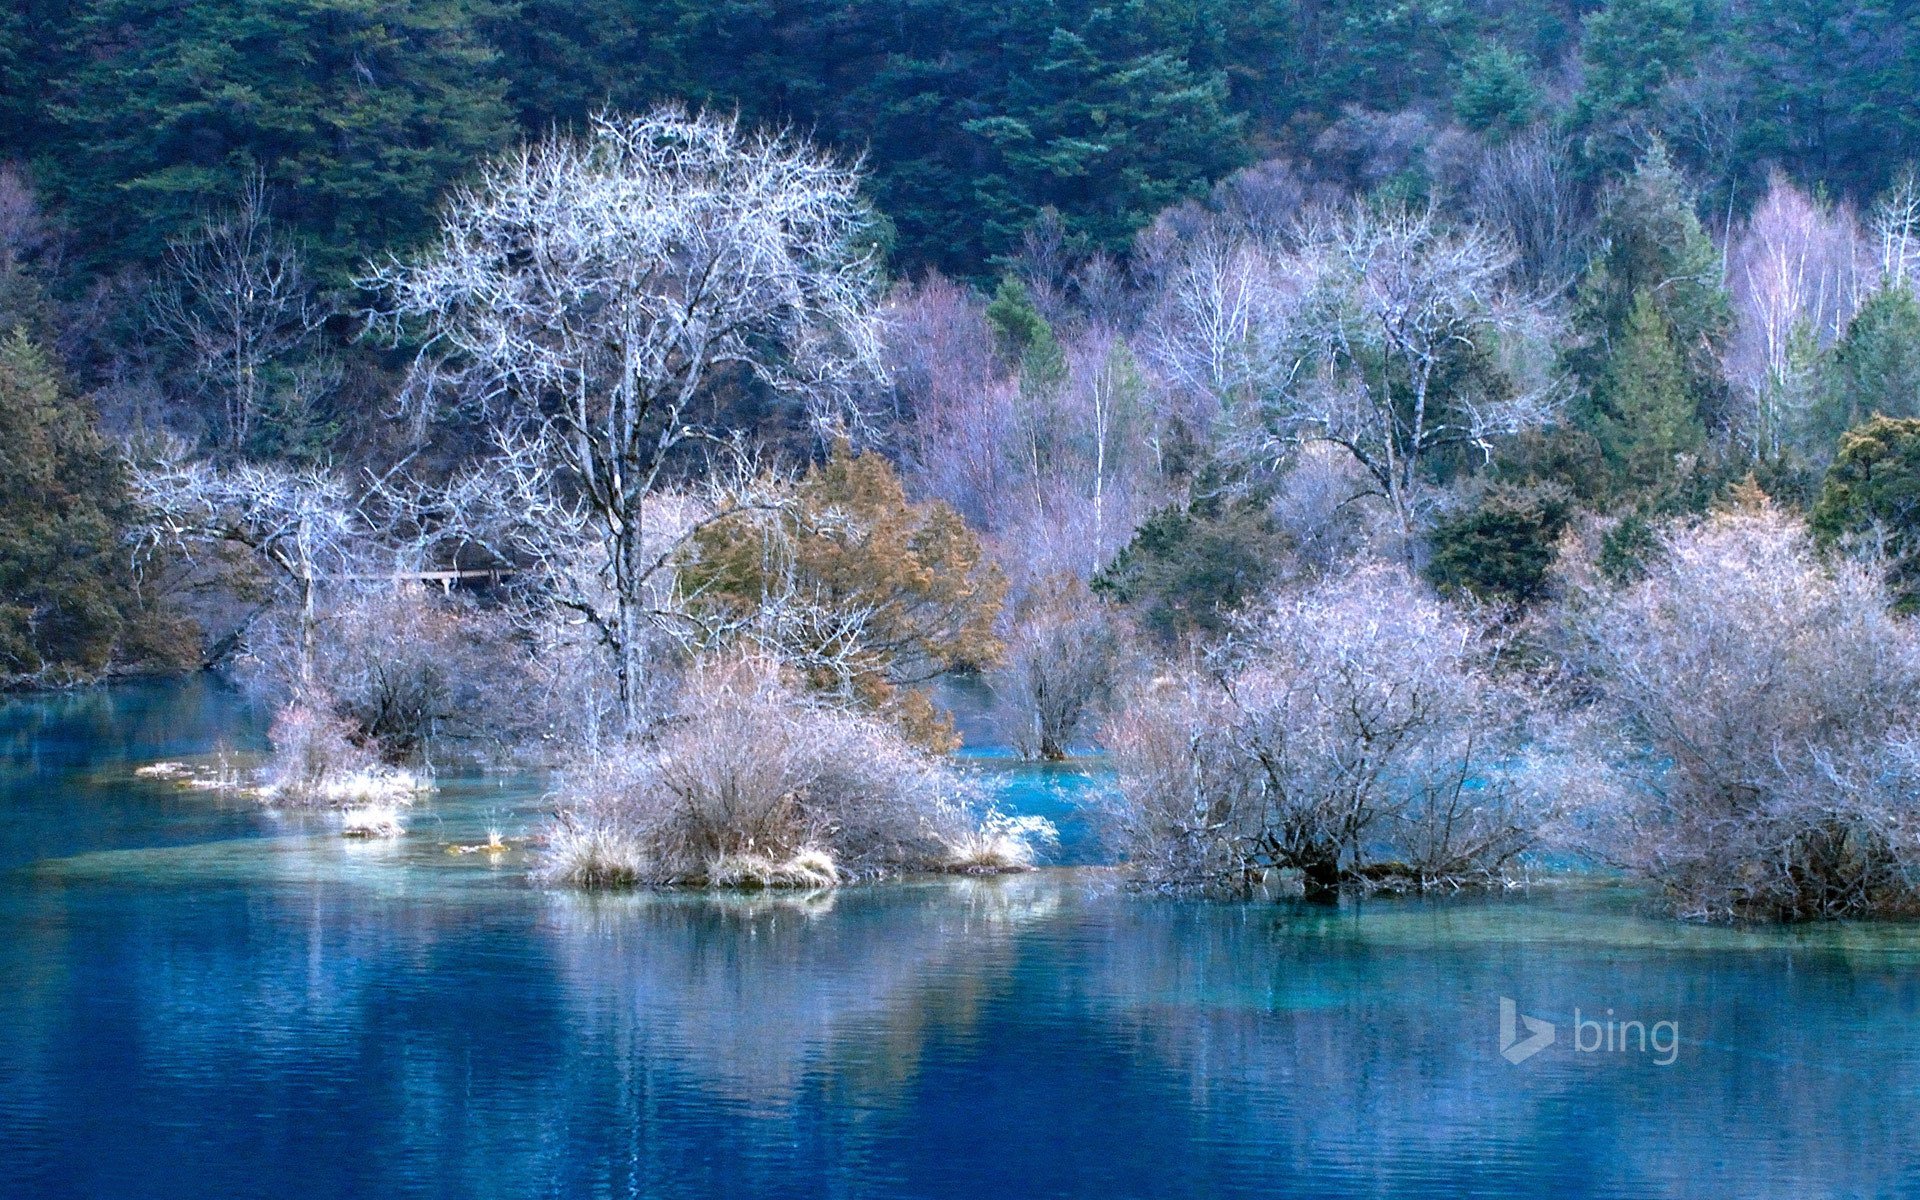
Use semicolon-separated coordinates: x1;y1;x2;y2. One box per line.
1453;42;1540;139
0;330;145;682
1593;289;1706;491
984;276;1066;390
1093;463;1285;643
961;4;1248;263
484;0;670;131
1736;0;1920;201
0;4;28;141
1812;283;1920;452
1571;0;1712;171
1569;144;1730;478
1811;415;1920;611
48;0;514;274
1425;484;1572;607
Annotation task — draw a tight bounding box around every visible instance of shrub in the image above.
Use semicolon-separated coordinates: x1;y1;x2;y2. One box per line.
682;444;1005;748
1092;476;1287;643
1102;564;1548;894
1565;503;1920;920
265;702;375;798
1810;415;1920;613
994;575;1128;760
1425;484;1572;608
262;700;428;807
249;586;526;763
540;656;1050;888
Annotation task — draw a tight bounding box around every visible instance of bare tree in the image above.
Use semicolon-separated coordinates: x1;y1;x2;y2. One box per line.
1724;174;1871;457
994;575;1129;760
365;108;887;732
1283;204;1561;560
1143;230;1301;422
886;274;1018;529
1872;167;1920;288
127;446;382;684
1559;502;1920;920
1101;564;1549;895
149;176;327;452
1465;129;1590;295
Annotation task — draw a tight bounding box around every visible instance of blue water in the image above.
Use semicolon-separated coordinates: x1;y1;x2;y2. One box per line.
5;681;1920;1199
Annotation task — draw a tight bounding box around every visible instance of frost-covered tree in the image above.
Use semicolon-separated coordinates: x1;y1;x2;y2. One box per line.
1103;565;1550;894
366;108;888;732
1565;501;1920;920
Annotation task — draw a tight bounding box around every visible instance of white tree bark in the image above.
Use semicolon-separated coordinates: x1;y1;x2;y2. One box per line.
364;107;887;732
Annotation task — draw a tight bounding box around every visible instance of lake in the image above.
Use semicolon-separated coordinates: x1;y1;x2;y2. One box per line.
3;680;1919;1198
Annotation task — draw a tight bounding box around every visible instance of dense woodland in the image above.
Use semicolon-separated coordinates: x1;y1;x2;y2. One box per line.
8;0;1920;918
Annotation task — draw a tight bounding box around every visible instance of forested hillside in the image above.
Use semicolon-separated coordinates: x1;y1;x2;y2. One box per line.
9;0;1920;915
7;1;1918;276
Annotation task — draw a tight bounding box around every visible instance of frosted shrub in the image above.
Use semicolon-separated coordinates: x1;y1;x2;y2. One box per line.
541;657;1050;888
262;701;429;808
1565;505;1920;920
995;576;1129;760
265;703;373;797
249;586;527;764
1102;564;1549;894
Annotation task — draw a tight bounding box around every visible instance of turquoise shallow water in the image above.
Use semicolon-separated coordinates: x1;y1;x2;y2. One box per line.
4;680;1920;1198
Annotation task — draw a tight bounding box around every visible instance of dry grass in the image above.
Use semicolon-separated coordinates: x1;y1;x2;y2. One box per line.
340;804;405;838
537;822;646;888
541;655;1051;889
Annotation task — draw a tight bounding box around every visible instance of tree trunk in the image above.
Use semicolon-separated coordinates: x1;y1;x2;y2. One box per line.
1300;854;1342;900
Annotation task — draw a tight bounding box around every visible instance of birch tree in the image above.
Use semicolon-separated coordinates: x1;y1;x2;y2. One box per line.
1723;175;1869;457
364;107;888;732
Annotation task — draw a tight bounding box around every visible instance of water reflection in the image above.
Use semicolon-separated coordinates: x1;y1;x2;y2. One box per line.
5;682;1920;1199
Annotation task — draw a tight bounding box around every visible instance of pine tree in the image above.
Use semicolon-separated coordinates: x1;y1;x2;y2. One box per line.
1813;283;1920;452
1569;144;1730;478
1453;43;1540;139
960;2;1247;264
1571;0;1712;172
0;331;139;681
984;276;1066;390
49;0;514;275
1593;290;1706;491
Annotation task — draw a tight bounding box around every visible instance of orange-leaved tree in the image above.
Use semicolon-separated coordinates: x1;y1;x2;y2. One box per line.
681;443;1004;748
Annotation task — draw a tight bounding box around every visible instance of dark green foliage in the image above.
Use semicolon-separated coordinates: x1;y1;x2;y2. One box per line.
1425;485;1572;607
959;9;1248;262
1591;290;1707;491
1598;510;1660;585
1570;0;1712;170
6;0;1920;289
1453;42;1540;139
1811;416;1920;611
1093;482;1285;643
984;276;1066;390
1573;144;1731;387
1735;1;1920;202
47;0;514;275
0;330;141;681
1569;146;1729;493
0;4;28;139
1813;284;1920;451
